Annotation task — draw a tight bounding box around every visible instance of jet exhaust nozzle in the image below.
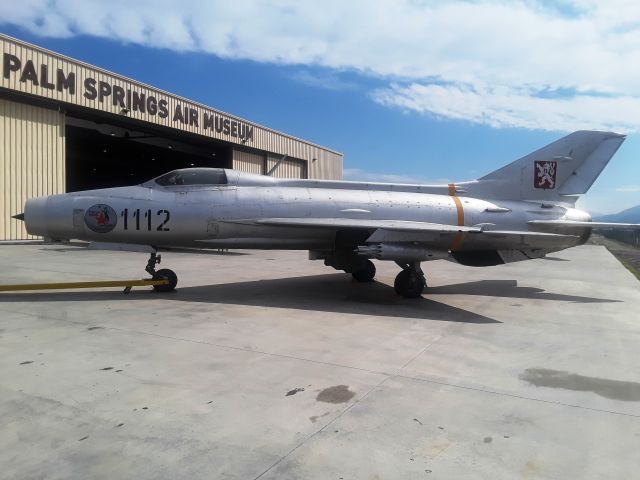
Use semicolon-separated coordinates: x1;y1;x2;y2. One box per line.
355;243;439;262
12;213;25;221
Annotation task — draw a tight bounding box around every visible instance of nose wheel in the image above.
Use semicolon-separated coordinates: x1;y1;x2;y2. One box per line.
152;269;178;292
394;262;426;298
146;251;178;292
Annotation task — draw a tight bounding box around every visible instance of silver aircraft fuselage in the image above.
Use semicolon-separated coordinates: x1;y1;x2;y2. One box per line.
16;131;637;297
24;169;590;256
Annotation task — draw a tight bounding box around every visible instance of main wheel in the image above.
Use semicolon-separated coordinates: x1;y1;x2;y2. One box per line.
352;259;376;283
153;268;178;292
394;269;425;298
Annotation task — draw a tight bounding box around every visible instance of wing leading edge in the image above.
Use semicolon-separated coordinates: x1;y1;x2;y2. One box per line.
248;217;479;233
226;218;577;242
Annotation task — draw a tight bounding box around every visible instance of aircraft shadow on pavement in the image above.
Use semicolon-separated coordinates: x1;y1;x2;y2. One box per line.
0;274;498;324
1;276;617;320
427;279;620;303
172;274;500;324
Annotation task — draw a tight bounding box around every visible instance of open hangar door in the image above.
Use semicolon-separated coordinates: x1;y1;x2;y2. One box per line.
65;116;232;192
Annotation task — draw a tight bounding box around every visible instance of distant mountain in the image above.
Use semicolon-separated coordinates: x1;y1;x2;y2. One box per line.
586;210;605;219
595;204;640;223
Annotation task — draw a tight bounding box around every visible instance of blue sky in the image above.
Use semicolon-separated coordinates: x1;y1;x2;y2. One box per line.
1;1;638;214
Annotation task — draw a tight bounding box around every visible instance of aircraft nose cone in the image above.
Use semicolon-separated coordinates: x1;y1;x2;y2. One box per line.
23;196;50;237
12;213;25;221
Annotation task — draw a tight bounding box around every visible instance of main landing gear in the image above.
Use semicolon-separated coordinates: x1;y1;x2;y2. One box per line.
394;262;426;298
145;251;178;292
351;259;376;283
353;259;426;297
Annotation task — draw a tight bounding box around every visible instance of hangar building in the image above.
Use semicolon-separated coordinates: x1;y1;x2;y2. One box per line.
0;34;343;240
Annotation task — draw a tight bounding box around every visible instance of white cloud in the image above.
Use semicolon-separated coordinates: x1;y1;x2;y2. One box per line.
2;0;640;131
291;70;356;91
616;185;640;192
372;83;640;132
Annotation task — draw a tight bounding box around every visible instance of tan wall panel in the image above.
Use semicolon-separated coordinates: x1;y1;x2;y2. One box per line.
267;155;305;179
1;34;342;177
232;149;264;175
307;150;343;180
0;98;65;240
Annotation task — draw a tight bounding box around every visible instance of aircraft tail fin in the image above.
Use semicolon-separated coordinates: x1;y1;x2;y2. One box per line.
466;131;626;204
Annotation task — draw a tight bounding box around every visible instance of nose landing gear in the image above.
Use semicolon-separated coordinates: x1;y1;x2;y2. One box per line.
394;262;426;298
145;251;178;292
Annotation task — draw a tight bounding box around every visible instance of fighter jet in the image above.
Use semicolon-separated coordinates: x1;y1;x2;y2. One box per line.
14;130;640;297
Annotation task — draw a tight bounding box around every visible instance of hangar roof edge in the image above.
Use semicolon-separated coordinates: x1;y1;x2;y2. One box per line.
0;33;342;156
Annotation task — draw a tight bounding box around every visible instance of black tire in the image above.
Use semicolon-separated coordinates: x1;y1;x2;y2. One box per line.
394;269;425;298
352;259;376;283
153;268;178;292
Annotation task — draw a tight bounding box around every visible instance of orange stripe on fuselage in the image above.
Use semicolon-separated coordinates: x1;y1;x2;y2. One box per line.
448;183;465;251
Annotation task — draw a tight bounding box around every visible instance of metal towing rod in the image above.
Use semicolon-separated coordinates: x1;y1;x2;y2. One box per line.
0;252;177;294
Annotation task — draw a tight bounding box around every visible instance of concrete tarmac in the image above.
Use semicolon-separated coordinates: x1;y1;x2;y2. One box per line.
0;244;639;479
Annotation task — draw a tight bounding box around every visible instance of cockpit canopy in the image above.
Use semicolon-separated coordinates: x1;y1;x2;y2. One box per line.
153;168;228;187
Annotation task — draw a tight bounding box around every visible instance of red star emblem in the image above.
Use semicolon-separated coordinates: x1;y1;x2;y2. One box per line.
96;211;107;225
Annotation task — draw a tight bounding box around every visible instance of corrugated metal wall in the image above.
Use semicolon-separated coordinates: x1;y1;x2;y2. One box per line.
1;34;343;179
0;98;65;240
308;152;342;180
266;155;306;179
232;149;264;174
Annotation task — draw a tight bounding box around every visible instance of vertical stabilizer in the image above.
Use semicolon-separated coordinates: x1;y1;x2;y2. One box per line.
466;131;626;203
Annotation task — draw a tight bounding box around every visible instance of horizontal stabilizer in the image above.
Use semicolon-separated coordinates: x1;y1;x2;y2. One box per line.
529;220;640;231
